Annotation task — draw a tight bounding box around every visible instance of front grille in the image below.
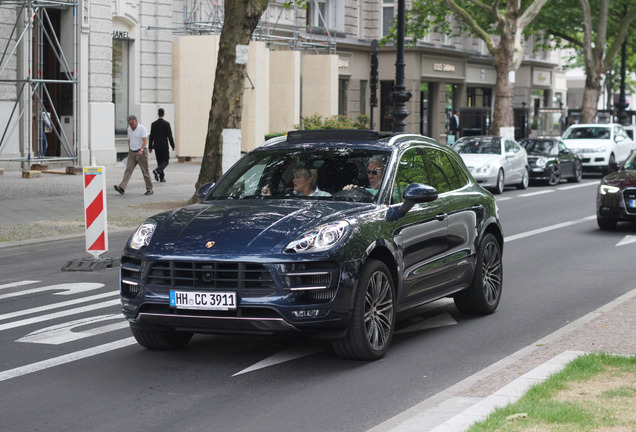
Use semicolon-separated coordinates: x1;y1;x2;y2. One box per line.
147;261;275;292
623;188;636;215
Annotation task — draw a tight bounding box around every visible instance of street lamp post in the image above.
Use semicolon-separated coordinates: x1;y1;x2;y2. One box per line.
391;0;411;133
616;34;629;125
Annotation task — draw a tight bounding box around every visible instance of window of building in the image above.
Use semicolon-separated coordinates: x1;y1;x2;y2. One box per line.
360;80;367;115
112;38;130;134
307;0;344;33
338;78;349;116
382;0;394;37
467;87;492;108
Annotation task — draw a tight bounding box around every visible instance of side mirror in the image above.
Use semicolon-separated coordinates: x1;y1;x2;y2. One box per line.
386;184;438;221
196;182;215;199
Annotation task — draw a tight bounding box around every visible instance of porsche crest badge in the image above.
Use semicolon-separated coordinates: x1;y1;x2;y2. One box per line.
206;241;216;248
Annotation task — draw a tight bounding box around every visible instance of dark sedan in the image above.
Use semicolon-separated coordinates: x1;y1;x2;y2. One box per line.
597;150;636;230
519;138;582;185
120;130;504;360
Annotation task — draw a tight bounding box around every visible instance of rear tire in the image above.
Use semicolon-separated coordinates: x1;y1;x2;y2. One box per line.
516;167;529;189
568;161;583;183
454;233;502;314
332;259;395;360
130;325;193;350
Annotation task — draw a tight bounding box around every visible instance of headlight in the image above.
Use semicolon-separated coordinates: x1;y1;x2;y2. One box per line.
285;221;350;253
130;220;156;249
599;185;620;195
535;157;548;168
476;163;493;174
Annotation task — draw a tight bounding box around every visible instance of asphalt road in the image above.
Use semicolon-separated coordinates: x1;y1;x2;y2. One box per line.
1;176;635;432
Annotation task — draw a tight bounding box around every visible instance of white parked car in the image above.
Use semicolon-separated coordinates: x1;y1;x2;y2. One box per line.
452;136;529;194
561;123;635;174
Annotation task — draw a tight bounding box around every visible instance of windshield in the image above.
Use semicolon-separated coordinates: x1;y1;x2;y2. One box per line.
452;138;501;155
521;140;557;155
623;152;636;171
207;147;392;203
562;127;610;140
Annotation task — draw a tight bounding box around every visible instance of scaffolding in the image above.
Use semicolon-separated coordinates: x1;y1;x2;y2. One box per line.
0;0;78;168
149;0;336;54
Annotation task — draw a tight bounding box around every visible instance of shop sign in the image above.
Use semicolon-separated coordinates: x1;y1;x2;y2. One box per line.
112;30;130;40
433;62;456;72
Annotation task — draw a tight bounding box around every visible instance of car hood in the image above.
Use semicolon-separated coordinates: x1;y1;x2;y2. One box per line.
602;170;636;188
145;200;368;257
458;154;502;167
561;139;610;149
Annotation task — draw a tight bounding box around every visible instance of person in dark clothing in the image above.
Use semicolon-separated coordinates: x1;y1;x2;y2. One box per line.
448;109;460;144
149;108;175;182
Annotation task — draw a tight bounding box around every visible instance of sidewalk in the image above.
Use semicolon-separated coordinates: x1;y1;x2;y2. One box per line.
0;159;201;245
1;160;635;431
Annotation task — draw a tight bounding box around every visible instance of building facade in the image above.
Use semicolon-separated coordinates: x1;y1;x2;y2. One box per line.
0;0;568;171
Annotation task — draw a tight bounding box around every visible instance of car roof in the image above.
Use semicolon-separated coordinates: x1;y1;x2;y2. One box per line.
261;130;440;152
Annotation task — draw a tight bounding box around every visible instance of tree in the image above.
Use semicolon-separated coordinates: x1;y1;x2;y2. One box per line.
399;0;549;136
192;0;270;201
530;0;636;123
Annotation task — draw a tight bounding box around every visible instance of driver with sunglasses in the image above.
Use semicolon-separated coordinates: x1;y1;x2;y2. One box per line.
343;155;385;196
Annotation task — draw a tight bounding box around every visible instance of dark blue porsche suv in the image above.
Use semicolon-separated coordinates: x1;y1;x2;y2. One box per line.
120;130;503;360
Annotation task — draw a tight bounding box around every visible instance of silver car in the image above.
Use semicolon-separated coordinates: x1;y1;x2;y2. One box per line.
452;136;529;194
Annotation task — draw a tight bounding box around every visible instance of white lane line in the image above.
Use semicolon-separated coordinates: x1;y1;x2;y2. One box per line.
0;292;118;322
0;337;137;383
495;197;513;202
518;190;554;198
504;215;596;243
18;314;129;345
0;283;104;301
0;281;40;291
0;299;120;332
557;182;598;191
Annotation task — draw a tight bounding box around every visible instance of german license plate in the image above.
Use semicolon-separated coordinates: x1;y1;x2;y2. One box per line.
629;199;636;209
170;290;237;311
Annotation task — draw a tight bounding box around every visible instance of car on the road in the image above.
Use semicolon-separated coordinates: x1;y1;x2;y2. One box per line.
519;138;583;185
596;149;636;230
561;123;634;174
451;136;529;194
119;130;504;360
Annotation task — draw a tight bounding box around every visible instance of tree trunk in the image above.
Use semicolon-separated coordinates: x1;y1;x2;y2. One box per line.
580;58;602;123
491;36;515;136
191;0;269;202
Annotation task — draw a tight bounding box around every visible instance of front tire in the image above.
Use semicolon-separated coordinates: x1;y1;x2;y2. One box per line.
492;169;504;194
130;325;193;350
332;259;395;360
546;164;561;186
597;217;617;231
454;233;502;314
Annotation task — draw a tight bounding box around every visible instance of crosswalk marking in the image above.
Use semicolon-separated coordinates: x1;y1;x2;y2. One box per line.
0;292;118;322
0;282;104;301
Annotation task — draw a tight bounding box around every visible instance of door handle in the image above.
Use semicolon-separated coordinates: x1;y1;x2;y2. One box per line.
436;213;448;221
471;204;484;210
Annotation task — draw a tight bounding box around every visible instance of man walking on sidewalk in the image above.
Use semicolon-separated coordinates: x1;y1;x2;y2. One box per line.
149;108;175;183
114;114;153;196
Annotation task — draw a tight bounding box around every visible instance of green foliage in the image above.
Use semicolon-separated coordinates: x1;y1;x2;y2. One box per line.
299;113;369;130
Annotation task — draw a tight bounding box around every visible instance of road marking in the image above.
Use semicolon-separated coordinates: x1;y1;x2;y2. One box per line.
518;190;554;198
0;292;118;322
0;337;137;383
0;282;104;301
617;235;636;247
395;312;457;335
495;197;513;202
557;182;598;191
17;314;128;345
0;280;40;291
0;299;120;332
233;342;326;377
505;215;596;243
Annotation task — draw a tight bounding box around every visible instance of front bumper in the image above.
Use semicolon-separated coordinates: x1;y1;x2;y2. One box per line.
469;171;498;188
120;254;360;337
577;152;610;170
